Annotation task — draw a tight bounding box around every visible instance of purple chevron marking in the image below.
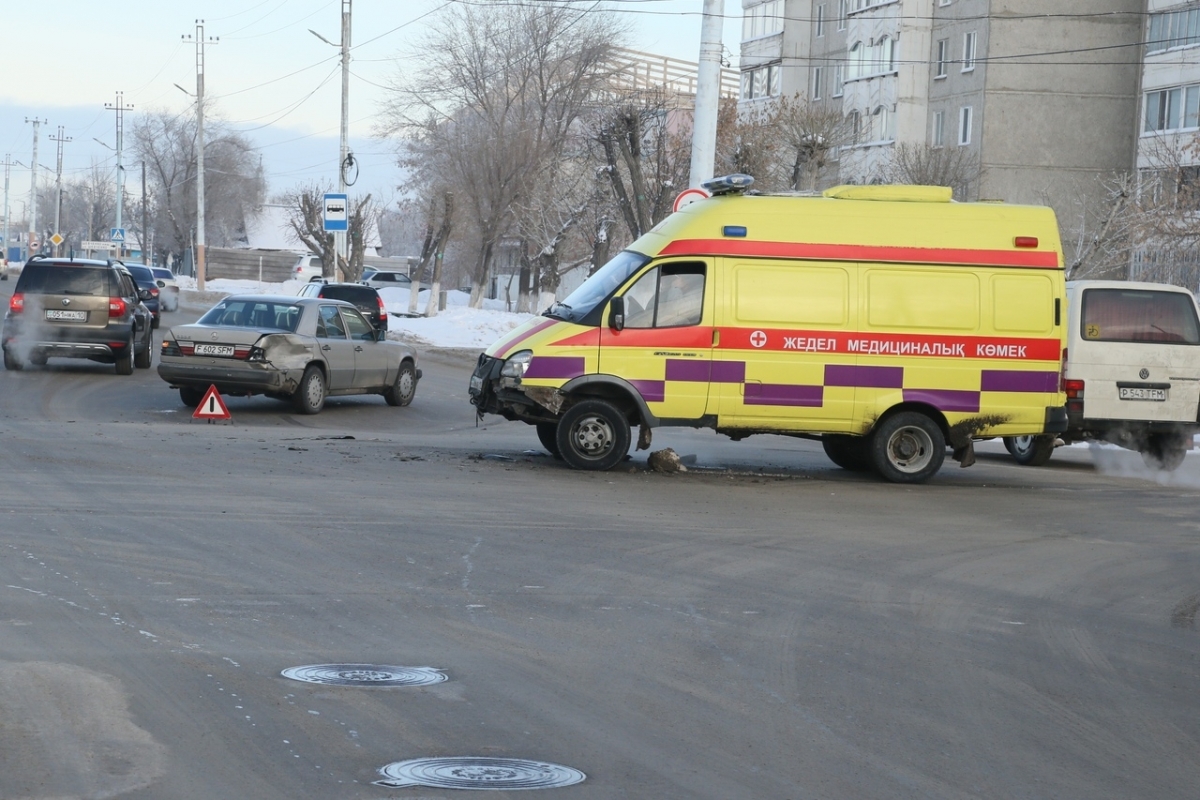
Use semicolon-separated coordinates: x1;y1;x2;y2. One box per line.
630;379;665;403
981;370;1060;393
744;383;824;407
824;364;904;388
903;389;980;413
523;356;586;380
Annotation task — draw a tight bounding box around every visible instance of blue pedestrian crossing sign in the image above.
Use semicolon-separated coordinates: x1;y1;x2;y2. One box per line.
110;227;126;243
323;194;348;232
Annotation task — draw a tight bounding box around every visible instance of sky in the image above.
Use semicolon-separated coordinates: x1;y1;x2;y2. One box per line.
0;0;743;235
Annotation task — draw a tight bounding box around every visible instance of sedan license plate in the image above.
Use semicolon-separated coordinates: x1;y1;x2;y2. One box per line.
1119;386;1167;401
194;344;235;357
470;374;483;392
45;309;86;321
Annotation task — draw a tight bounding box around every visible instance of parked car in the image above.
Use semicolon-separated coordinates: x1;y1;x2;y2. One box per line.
122;263;162;327
363;270;412;291
157;295;420;414
1003;279;1200;471
291;253;324;282
151;267;180;311
296;281;388;332
2;255;154;374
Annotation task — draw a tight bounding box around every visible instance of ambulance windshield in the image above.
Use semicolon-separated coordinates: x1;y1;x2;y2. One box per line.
546;250;651;323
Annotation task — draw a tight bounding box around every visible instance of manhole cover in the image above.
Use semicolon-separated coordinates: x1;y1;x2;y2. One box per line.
280;664;447;687
374;757;586;790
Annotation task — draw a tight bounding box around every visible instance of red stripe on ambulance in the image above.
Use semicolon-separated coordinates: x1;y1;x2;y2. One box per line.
718;328;1061;361
659;239;1061;269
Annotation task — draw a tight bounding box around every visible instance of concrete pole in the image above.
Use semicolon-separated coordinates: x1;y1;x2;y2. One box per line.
105;93;133;257
184;21;216;289
50;126;71;256
3;156;10;265
338;0;351;278
25;117;44;257
689;0;725;188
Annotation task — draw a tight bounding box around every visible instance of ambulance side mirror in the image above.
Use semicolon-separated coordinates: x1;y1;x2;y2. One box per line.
609;296;625;332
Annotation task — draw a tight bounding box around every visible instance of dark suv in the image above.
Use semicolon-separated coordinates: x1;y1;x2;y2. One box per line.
296;281;388;331
2;256;155;374
122;262;163;328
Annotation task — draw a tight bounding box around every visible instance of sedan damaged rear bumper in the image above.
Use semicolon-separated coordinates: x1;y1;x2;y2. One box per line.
157;358;296;396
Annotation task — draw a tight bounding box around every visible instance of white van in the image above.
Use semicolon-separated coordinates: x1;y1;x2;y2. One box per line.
1004;280;1200;469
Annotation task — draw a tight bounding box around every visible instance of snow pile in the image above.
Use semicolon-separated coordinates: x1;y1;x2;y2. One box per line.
182;278;534;350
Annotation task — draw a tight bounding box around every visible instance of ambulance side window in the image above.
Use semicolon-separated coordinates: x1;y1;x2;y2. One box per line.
623;267;660;328
622;264;706;329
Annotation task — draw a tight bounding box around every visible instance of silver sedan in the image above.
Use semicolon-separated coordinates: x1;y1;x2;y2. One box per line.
157;294;420;414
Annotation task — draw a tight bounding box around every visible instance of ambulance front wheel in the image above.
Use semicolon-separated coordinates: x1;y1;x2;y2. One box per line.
557;399;631;471
1003;435;1055;466
871;412;946;483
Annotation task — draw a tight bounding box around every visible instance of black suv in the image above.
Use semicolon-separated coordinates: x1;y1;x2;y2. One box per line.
2;256;155;374
122;262;163;328
296;281;388;331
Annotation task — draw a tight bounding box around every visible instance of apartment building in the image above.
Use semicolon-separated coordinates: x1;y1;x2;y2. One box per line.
739;0;1144;265
1140;1;1200;171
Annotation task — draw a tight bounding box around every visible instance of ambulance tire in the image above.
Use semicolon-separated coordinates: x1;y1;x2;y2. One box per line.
536;423;563;460
1003;435;1055;466
822;435;873;472
557;399;631;471
1141;432;1188;472
870;412;946;484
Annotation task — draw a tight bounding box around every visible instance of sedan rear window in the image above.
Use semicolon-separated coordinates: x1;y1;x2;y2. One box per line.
199;300;301;331
125;265;155;282
1081;288;1200;344
16;265;112;296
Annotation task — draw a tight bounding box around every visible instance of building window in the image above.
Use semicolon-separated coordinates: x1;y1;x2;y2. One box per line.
962;31;977;72
958;106;973;145
812;67;824;100
1144;85;1200;133
741;0;784;42
849;109;862;143
816;4;825;37
881;36;895;72
935;39;948;78
837;0;847;30
741;62;782;100
872;105;894;142
939;0;951;6
833;64;845;97
1147;7;1200;55
850;41;864;79
932;111;945;147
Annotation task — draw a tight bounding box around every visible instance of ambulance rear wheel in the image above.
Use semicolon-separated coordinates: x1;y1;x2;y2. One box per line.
822;435;873;472
1004;435;1055;466
557;399;630;471
536;423;563;460
871;412;945;484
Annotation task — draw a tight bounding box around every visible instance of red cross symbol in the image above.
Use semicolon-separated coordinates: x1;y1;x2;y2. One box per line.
749;330;767;348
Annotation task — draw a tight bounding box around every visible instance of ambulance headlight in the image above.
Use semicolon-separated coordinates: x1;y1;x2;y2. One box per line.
500;350;533;378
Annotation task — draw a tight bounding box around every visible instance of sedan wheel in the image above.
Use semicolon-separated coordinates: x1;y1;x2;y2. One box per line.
292;365;326;414
383;361;417;407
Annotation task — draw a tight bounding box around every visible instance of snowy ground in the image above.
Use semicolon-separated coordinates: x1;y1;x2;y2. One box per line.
177;276;535;351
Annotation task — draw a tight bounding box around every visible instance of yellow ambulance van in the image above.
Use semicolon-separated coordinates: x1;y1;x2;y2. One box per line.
468;176;1068;483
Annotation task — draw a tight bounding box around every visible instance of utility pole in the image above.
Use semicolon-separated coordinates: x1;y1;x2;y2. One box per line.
141;162;149;265
105;92;134;258
25;117;46;258
49;126;71;256
310;0;353;279
689;0;725;188
2;155;11;268
184;20;217;290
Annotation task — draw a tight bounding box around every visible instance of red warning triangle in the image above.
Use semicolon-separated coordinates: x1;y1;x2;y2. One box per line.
193;385;232;420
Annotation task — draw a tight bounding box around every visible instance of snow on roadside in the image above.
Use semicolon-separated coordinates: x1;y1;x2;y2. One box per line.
179;278;534;350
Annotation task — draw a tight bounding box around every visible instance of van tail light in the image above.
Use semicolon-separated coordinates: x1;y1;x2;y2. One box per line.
8;293;23;314
1064;379;1085;399
109;297;127;318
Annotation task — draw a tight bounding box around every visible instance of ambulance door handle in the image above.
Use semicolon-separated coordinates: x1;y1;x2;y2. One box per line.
712;329;720;347
1055;299;1061;326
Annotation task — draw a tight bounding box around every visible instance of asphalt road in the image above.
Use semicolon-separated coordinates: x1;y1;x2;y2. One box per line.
0;285;1198;799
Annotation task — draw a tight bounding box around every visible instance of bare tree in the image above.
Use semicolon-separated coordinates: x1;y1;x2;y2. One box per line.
284;184;377;282
590;89;691;242
131;106;265;265
715;98;785;190
772;94;855;192
379;0;625;308
885;142;982;200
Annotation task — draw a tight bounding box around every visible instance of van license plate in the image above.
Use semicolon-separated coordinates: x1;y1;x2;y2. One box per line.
45;309;86;321
1119;387;1167;401
194;344;235;357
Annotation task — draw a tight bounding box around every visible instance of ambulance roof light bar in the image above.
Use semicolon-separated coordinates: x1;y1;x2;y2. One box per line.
702;173;755;196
